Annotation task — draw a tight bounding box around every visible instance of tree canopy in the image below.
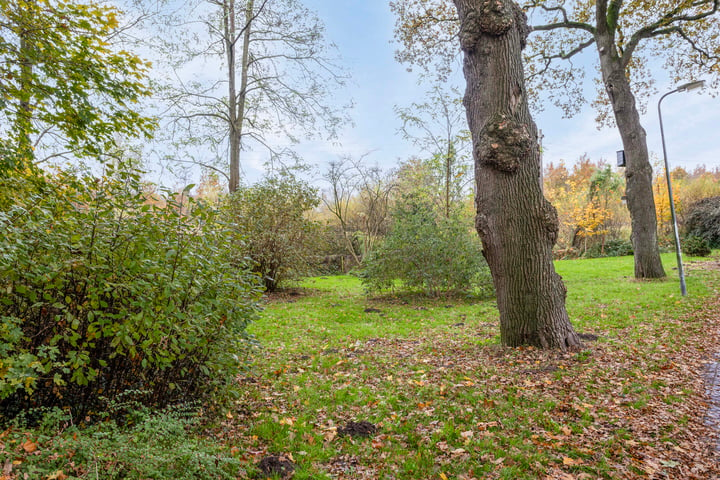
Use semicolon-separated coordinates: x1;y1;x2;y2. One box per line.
524;0;720;122
391;0;720;110
0;0;155;171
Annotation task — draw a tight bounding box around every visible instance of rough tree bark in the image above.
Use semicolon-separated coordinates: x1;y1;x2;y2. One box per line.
595;2;665;279
453;0;580;349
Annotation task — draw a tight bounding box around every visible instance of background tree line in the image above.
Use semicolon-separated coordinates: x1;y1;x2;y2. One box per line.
190;150;720;296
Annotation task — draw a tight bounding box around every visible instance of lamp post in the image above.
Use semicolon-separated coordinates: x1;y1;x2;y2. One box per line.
657;80;705;297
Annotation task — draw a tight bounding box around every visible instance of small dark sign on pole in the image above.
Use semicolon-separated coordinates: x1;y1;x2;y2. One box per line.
616;150;626;167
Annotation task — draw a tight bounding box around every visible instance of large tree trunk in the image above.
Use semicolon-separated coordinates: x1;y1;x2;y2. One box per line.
596;4;666;279
453;0;580;349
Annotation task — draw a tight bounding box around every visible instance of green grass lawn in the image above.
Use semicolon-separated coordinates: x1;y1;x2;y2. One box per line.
5;253;720;479
254;253;713;351
226;252;720;479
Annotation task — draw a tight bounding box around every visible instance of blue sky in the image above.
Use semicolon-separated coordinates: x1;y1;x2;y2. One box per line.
285;1;720;185
139;1;720;186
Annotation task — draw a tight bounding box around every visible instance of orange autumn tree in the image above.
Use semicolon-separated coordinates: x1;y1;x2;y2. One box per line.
653;166;680;243
544;158;625;256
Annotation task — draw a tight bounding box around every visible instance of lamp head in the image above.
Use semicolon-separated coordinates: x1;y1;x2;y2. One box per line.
677;80;706;92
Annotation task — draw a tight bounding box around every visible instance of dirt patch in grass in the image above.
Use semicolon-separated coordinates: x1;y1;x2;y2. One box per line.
257;455;295;478
337;420;378;438
687;257;720;271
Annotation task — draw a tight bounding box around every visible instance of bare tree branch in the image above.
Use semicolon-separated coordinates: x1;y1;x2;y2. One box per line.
622;0;719;66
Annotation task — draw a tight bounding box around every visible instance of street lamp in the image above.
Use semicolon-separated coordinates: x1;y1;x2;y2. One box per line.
657;79;705;297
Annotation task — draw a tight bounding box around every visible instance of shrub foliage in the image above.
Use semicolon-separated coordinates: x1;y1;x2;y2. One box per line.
682;235;712;257
4;404;243;479
227;171;322;292
0;167;262;420
362;197;492;296
584;238;634;258
684;196;720;248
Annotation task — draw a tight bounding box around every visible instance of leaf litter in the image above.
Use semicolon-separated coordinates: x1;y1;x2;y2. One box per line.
219;273;720;478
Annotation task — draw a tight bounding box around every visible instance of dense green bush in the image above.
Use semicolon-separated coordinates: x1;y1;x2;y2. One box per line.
682;235;712;257
362;197;493;297
0;166;262;420
684;196;720;248
227;170;323;292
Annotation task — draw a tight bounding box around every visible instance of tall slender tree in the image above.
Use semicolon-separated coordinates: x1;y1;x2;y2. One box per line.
395;85;472;218
524;0;719;278
156;0;347;191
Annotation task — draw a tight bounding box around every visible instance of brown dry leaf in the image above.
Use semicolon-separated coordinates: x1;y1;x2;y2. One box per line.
279;417;295;426
302;432;316;445
22;440;38;453
322;427;337;442
47;471;68;480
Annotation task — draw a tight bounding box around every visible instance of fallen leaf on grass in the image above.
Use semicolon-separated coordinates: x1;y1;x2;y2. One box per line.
302;432;316;445
477;421;500;430
279;417;295;426
322;426;337;442
22;440;37;453
47;471;68;480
